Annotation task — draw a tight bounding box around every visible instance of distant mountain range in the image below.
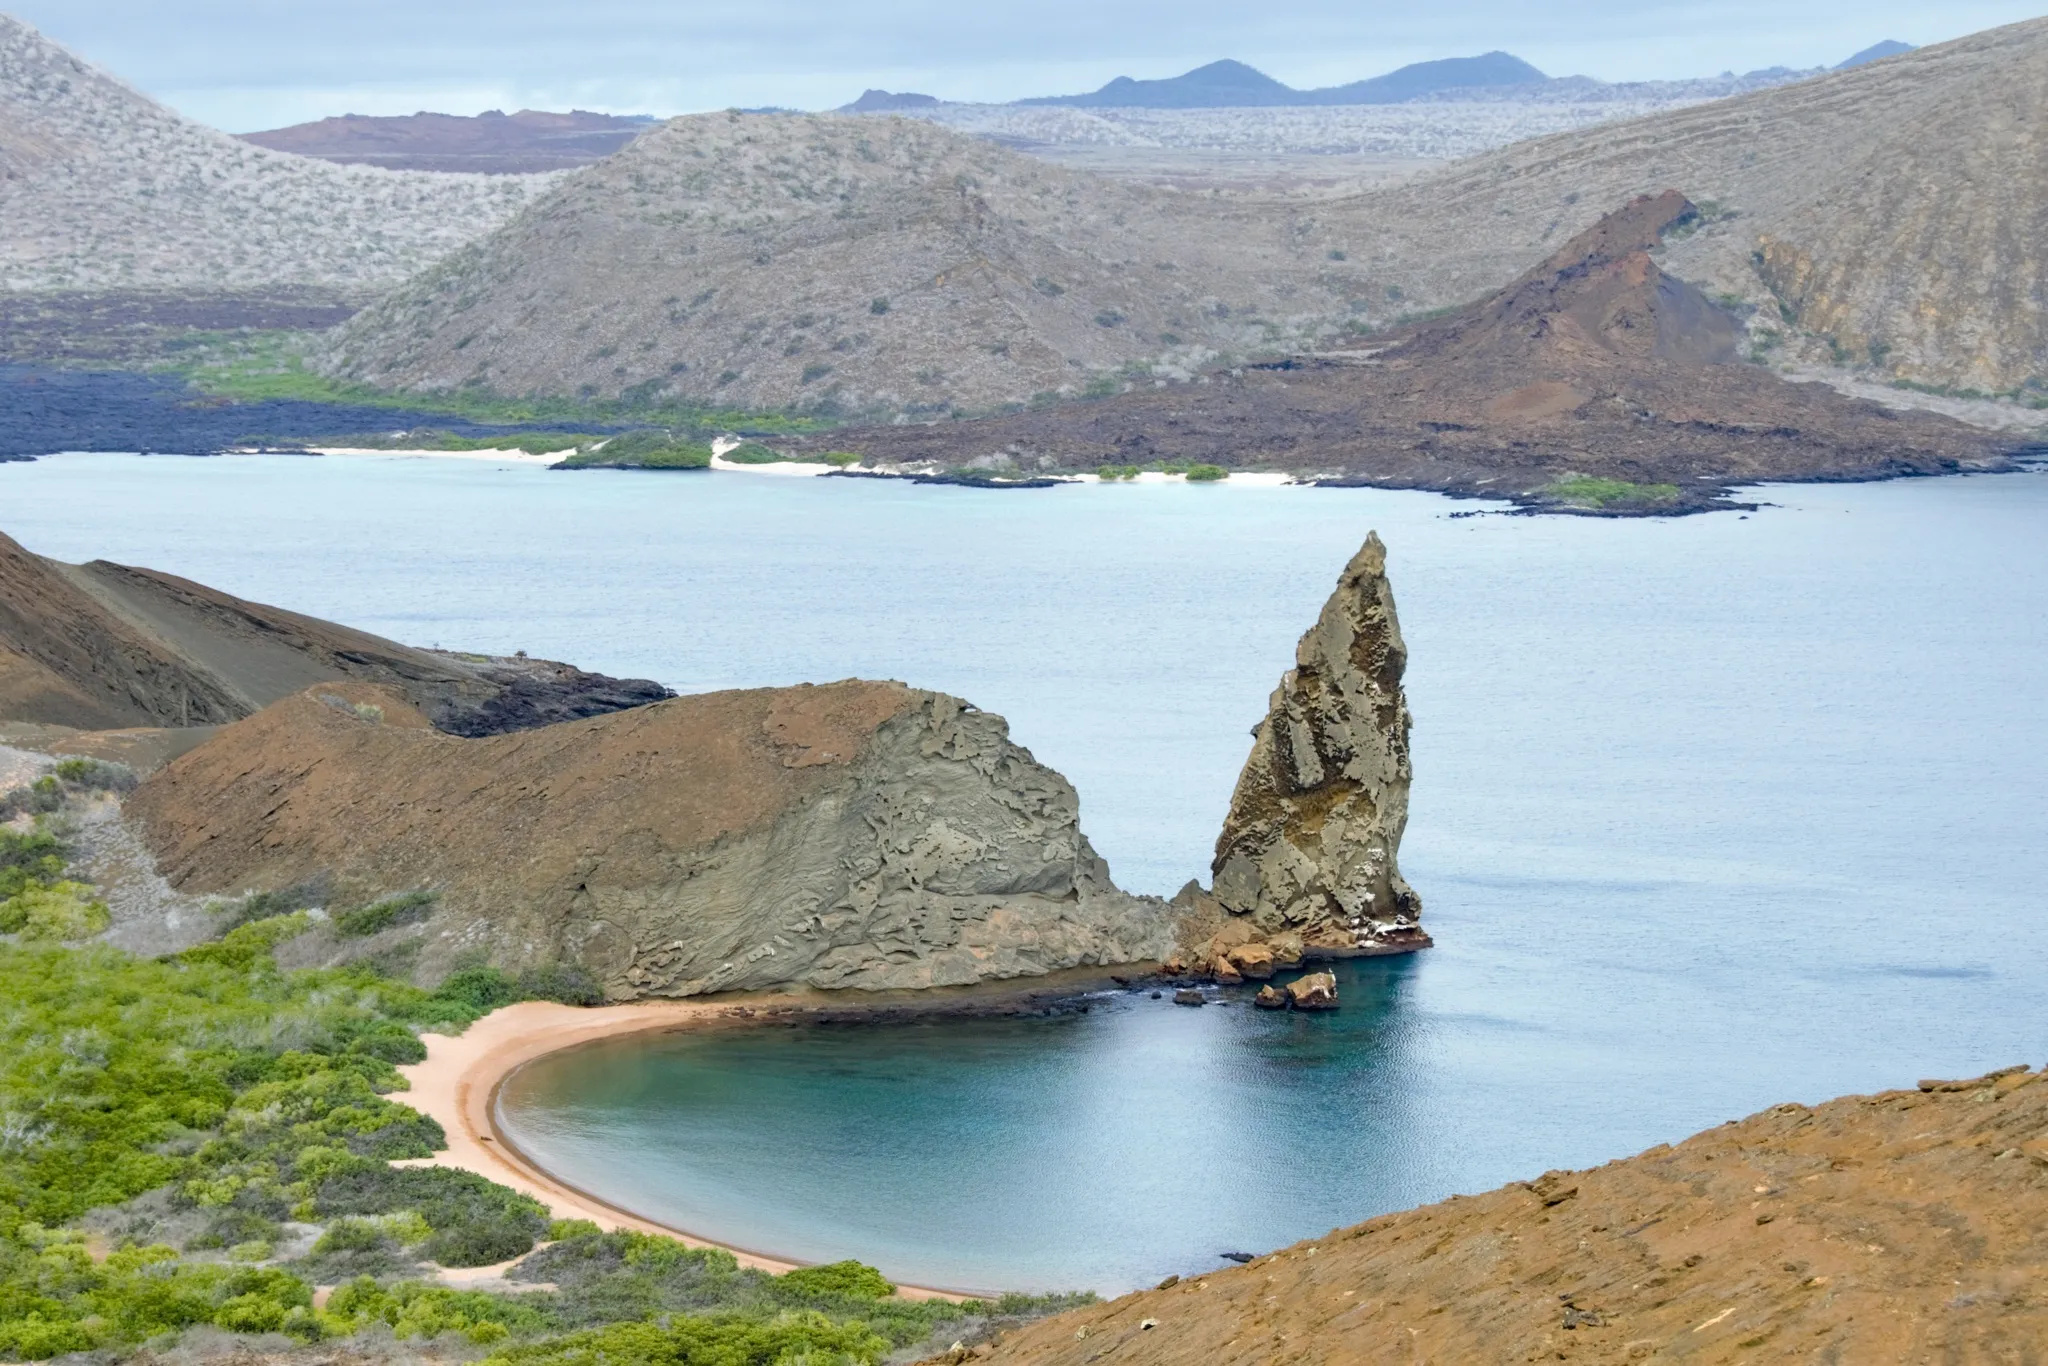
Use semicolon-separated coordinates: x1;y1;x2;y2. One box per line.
1018;52;1548;108
842;42;1919;112
239;109;657;173
1837;40;1916;68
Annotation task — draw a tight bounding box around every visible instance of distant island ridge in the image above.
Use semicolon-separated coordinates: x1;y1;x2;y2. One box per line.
835;41;1916;111
236;41;1926;166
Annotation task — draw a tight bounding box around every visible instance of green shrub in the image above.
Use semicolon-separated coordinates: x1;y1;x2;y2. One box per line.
1184;464;1228;482
49;758;138;793
771;1260;893;1302
334;890;439;938
481;1313;890;1366
717;442;785;464
1095;465;1140;481
815;451;861;467
556;432;713;470
0;881;109;941
1542;475;1682;510
314;1163;550;1267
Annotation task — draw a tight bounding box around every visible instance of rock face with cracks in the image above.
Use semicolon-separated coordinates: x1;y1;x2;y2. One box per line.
1202;532;1426;963
127;678;1173;997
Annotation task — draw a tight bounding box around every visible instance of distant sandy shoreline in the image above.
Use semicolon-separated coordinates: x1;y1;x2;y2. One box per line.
392;998;977;1298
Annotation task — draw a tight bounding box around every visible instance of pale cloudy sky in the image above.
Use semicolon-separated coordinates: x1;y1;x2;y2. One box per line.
9;0;2043;131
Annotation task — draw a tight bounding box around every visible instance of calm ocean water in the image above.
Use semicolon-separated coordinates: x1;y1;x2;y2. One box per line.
5;454;2045;1293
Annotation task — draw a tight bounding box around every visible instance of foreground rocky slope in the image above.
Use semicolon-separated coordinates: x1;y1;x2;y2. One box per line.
794;194;2010;509
0;16;544;294
127;679;1171;995
959;1066;2048;1364
0;528;667;738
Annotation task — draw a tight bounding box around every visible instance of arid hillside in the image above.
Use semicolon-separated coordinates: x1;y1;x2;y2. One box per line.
0;528;667;738
321;17;2046;411
958;1066;2048;1364
0;16;546;293
316;110;1369;413
789;195;2010;510
1338;16;2048;394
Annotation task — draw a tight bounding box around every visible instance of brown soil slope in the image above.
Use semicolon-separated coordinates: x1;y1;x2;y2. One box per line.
239;110;651;173
964;1067;2048;1365
128;680;1171;994
0;528;666;734
793;194;2008;509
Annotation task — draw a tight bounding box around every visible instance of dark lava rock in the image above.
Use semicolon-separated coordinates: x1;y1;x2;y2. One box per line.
1172;988;1206;1006
0;365;611;459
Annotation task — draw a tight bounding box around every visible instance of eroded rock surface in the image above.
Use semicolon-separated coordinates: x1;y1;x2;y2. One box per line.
127;679;1172;997
1191;532;1426;968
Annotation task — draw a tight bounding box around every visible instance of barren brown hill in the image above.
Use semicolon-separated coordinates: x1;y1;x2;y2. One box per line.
0;528;666;736
957;1066;2048;1365
787;194;2011;511
127;678;1172;995
239;109;654;173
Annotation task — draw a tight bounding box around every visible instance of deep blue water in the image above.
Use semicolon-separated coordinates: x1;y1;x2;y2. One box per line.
4;454;2045;1293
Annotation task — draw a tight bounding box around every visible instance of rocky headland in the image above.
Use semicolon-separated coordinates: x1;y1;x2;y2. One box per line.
4;522;1430;1003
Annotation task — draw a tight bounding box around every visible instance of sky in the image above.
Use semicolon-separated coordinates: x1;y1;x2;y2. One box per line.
8;0;2044;132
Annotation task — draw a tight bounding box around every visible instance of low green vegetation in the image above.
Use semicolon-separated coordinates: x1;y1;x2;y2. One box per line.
0;798;1091;1362
1541;475;1683;511
313;429;598;456
332;890;439;938
1184;464;1228;482
165;332;829;438
714;442;788;464
1096;464;1141;481
553;432;713;470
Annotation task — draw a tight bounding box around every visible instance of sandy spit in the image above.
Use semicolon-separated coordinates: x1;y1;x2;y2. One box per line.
391;999;968;1300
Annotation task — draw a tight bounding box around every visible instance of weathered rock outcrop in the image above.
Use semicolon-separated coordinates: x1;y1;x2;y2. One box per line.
1183;532;1426;970
127;678;1173;997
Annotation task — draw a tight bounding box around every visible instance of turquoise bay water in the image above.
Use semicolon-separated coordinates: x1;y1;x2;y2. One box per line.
4;455;2046;1292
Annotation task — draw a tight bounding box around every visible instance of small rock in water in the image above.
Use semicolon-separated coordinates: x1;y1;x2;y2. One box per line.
1252;984;1289;1010
1150;990;1162;999
1172;988;1206;1006
1218;1251;1255;1263
1285;971;1339;1010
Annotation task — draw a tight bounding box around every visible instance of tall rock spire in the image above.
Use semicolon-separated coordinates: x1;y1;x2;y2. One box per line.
1207;531;1427;960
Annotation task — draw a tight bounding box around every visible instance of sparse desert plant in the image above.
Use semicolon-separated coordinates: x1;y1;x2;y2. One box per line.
334;890;439;938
